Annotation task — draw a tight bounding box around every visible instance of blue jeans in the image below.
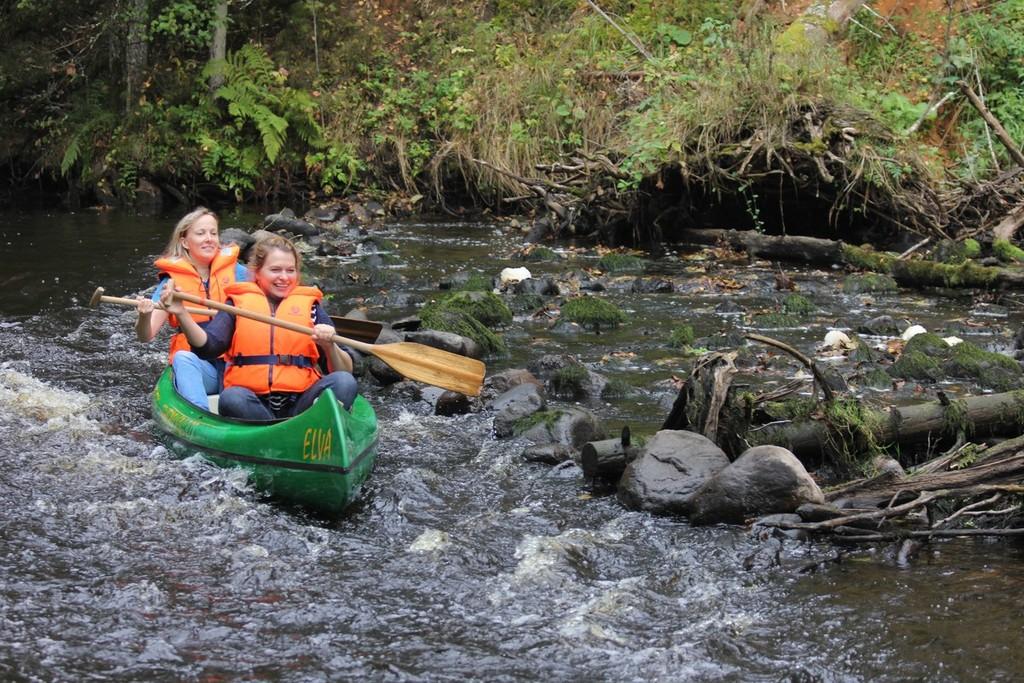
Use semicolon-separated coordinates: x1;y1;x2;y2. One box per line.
218;372;359;421
172;352;224;410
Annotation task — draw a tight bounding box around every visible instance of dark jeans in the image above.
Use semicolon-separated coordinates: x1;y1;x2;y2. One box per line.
218;372;358;421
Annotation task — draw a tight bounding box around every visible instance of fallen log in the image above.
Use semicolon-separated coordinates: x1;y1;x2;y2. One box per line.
679;228;1024;290
680;229;843;265
742;390;1024;466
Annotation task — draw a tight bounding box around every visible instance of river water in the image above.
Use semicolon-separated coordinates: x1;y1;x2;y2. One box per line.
1;209;1022;681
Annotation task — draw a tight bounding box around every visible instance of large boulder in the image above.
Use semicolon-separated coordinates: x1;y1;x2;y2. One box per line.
617;430;731;515
688;445;824;525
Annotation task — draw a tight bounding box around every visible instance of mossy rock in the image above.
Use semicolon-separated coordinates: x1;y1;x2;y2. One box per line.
508;293;547;314
453;273;496;292
888;333;950;382
522;246;559;262
512;409;563;436
860;367;894;390
781;293;816;316
601;377;633;399
842;273;898;294
946;340;1023;391
419;308;507;356
424;290;512;326
889;333;1023;390
561;296;627;328
750;312;803;328
596;253;646;273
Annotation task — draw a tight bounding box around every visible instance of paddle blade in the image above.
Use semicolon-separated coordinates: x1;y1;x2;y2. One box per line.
328;315;383;345
370;342;485;396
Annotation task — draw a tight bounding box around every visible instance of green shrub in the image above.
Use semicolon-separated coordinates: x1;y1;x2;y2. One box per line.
668;324;695;349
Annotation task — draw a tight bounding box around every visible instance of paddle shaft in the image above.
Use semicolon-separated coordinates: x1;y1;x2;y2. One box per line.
97;292;215;317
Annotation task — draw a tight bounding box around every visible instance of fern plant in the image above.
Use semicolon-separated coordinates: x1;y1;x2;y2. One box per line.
190;43;325;198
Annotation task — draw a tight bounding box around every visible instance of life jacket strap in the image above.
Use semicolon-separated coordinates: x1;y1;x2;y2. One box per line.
231;354;317;369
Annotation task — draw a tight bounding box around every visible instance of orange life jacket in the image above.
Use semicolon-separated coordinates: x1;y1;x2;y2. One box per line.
222;282;324;395
154;244;240;362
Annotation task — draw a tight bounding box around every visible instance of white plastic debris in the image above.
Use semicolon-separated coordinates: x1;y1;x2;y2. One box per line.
901;324;927;341
822;330;855;350
943;336;964;347
499;266;532;286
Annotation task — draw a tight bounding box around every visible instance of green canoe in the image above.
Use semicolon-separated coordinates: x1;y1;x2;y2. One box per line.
151;367;378;514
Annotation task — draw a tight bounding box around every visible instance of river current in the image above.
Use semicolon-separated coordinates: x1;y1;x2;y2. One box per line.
1;210;1022;681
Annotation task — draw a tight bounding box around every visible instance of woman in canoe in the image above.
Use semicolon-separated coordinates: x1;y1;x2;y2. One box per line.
161;234;358;420
136;207;247;410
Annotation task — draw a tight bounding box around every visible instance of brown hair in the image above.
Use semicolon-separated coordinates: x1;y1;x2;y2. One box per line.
163;207;219;259
247;234;303;280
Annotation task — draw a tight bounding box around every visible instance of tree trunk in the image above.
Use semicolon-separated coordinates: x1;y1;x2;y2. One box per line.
124;0;148;112
208;0;229;93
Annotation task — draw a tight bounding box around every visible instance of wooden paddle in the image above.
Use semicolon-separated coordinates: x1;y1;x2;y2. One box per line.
89;287;385;345
171;290;486;396
89;286;215;317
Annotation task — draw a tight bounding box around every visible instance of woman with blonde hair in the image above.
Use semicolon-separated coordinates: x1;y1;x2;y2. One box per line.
136;207;247;409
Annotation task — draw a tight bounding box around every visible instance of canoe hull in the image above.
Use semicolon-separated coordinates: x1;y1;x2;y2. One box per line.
152;368;378;514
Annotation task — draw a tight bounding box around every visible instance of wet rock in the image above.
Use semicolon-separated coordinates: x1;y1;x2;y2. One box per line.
630;277;675;294
872;454;905;477
517;407;604;450
714;301;746;314
347;201;372;223
528;354;607;401
482;369;542;402
514;277;560;296
316;237;356;257
367;357;403;386
525;216;552;243
522;443;573;464
491;383;546;438
404;329;483;360
434;390;473;416
264;212;319;237
220;228;256;257
688;445;825;525
365;199;386;217
617;430;731;515
307;206;339;223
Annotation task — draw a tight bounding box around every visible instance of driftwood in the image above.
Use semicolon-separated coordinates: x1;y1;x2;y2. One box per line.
662;351;737;440
580;427;638;481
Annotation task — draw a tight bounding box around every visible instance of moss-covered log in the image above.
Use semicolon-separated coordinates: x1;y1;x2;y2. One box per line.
680;228;1024;290
742;390;1024;465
